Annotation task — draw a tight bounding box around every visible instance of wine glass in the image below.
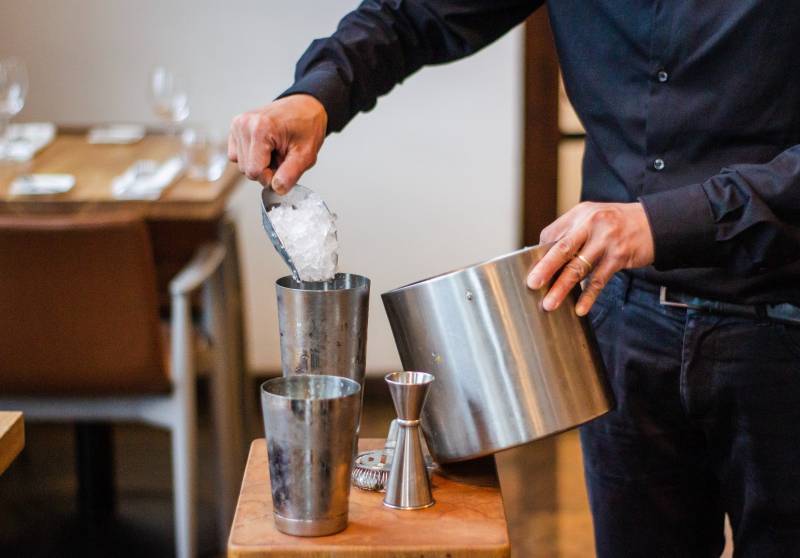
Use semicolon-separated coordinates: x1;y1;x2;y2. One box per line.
149;66;189;134
0;57;28;160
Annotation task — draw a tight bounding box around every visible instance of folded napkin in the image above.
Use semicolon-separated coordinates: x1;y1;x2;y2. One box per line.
3;122;56;162
111;157;184;200
10;173;75;196
87;124;146;145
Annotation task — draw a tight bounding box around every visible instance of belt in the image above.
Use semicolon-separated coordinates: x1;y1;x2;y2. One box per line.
659;286;800;326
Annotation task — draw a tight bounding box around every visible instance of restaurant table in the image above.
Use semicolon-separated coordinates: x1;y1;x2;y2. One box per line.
228;438;511;558
0;412;24;476
0;129;247;541
0;132;240;219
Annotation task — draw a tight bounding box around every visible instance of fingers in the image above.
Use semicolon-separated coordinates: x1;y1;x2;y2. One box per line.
229;113;270;182
272;150;316;194
539;202;595;244
526;227;589;290
235;132;249;176
245;137;273;182
227;129;238;162
258;168;275;188
575;260;617;316
539;214;571;244
541;242;603;312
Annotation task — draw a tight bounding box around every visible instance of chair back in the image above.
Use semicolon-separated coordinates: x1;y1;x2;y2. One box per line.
0;211;169;394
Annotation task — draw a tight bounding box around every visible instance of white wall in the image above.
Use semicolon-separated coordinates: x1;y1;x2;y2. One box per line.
0;0;523;374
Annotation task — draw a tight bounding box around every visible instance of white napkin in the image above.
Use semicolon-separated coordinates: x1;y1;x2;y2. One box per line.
3;122;56;162
10;173;75;196
111;157;184;200
87;124;146;145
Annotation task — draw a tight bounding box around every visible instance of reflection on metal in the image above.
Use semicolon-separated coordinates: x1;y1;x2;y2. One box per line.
383;372;435;510
276;273;370;386
382;245;612;463
260;375;361;536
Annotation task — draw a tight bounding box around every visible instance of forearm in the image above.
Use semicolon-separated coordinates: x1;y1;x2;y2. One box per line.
281;0;540;132
640;145;800;273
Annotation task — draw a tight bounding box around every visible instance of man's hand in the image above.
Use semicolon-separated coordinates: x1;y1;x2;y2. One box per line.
228;94;327;194
526;202;655;316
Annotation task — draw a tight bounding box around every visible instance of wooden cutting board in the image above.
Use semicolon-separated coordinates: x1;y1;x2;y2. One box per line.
228;438;510;557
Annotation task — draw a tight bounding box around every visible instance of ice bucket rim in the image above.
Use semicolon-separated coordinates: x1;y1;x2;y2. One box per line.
382;244;548;296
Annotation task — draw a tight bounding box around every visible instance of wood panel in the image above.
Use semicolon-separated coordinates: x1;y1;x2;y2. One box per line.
0;412;24;475
228;438;510;557
522;8;560;245
0;134;241;220
505;10;561;558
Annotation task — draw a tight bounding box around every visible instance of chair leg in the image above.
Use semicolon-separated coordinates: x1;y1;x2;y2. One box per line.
172;294;198;558
75;422;115;523
204;262;244;545
220;220;251;449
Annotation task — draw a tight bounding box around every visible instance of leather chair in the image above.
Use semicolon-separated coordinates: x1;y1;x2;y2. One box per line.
0;211;239;558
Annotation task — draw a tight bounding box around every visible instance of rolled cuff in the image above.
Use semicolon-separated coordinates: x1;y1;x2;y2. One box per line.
278;66;351;134
638;183;717;270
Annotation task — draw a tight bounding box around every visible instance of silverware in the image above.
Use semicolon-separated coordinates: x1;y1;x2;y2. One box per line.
351;448;392;492
383;371;435;511
381;244;613;463
352;418;436;492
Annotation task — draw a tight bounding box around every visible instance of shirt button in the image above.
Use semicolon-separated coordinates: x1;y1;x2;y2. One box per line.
653;158;665;171
657;69;669;83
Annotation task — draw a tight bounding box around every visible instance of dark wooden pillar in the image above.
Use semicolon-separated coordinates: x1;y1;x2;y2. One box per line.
496;8;562;557
522;7;560;246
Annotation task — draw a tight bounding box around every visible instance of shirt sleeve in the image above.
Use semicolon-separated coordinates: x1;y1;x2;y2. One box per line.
280;0;542;133
639;144;800;274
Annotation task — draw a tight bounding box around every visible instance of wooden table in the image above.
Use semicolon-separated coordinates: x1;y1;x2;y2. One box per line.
0;133;240;220
0;412;24;475
0;129;247;539
228;439;510;558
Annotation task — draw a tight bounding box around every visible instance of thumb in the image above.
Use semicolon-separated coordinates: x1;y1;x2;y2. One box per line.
271;149;316;194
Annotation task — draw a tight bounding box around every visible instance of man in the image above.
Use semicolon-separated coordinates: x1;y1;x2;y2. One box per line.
229;2;800;556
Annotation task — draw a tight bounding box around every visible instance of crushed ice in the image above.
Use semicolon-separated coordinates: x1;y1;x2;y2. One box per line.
267;192;339;282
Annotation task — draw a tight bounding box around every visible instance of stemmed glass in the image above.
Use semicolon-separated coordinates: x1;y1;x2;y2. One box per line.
149;66;189;134
0;57;29;160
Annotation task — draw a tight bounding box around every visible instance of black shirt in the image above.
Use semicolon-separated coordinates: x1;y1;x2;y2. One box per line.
282;0;800;305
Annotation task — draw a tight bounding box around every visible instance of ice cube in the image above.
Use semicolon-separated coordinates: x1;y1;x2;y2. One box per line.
267;191;339;282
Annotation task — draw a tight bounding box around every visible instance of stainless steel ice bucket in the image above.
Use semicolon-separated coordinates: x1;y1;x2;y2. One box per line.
381;245;612;463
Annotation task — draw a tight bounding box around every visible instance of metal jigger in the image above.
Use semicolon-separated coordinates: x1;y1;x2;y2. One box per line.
383;371;435;510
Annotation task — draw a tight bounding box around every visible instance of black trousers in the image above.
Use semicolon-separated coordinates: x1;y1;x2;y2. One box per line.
582;272;800;558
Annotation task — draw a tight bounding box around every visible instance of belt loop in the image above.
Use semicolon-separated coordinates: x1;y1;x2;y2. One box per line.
620;271;633;305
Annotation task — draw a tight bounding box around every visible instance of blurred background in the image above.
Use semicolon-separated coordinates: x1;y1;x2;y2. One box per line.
0;2;611;558
0;0;526;375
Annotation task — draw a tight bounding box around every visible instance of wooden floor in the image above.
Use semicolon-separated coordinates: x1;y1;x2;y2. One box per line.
0;380;733;558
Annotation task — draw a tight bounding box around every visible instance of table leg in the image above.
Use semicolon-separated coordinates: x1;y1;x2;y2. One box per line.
494;438;558;557
206;220;247;544
75;422;115;523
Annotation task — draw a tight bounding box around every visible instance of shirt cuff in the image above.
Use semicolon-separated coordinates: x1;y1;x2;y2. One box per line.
638;183;717;270
278;66;351;134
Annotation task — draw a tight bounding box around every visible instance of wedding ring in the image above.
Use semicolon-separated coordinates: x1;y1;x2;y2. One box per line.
576;254;593;272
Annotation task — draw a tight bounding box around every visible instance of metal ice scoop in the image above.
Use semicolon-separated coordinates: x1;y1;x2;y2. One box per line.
259;184;336;282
